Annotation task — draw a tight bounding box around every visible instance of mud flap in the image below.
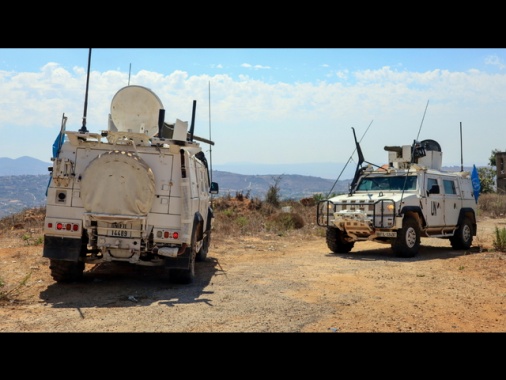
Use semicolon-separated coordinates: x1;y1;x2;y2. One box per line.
164;249;191;269
43;236;82;261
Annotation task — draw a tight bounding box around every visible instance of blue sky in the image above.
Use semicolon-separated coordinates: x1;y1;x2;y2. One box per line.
1;48;505;179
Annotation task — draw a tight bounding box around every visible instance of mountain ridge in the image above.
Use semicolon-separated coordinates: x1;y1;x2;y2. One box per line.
0;156;52;176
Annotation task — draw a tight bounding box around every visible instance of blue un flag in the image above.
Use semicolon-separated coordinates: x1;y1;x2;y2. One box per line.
471;164;481;204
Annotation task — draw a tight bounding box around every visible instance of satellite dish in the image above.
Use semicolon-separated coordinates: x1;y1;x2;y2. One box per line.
110;85;163;138
421;139;442;152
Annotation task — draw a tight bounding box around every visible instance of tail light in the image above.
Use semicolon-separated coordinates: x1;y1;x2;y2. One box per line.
47;221;80;232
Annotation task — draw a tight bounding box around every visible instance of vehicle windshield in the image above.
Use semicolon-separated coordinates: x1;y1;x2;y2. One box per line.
356;175;417;191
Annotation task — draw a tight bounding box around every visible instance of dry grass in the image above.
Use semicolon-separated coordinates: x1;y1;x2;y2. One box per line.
0;206;46;247
211;195;322;240
477;193;506;218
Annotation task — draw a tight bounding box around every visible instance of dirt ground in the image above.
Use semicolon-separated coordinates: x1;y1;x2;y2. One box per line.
0;216;505;333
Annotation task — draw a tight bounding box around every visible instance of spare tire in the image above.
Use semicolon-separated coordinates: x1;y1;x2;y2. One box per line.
81;150;155;215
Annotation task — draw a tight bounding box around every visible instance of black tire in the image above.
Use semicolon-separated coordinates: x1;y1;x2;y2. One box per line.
392;217;420;258
326;227;354;253
49;259;85;283
450;217;473;250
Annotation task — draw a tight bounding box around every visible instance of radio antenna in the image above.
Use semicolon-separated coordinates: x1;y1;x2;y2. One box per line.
128;63;131;85
326;119;373;197
416;99;429;141
409;100;430;167
208;81;213;183
78;48;92;133
460;122;464;171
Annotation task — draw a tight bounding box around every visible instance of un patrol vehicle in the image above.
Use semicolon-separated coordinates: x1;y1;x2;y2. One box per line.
317;128;479;257
43;52;218;283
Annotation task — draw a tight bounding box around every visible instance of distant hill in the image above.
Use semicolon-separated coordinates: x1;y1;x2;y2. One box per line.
0;174;49;218
213;162;356;181
0;157;52;176
212;170;348;200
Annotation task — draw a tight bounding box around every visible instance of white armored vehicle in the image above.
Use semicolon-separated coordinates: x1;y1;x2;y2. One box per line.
43;70;218;283
317;128;478;257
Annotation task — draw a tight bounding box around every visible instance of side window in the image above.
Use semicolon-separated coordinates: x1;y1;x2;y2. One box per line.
199;167;207;196
443;179;457;195
189;158;199;198
427;178;439;194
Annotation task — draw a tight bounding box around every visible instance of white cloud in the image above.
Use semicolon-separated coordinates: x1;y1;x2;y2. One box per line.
484;55;506;70
240;63;271;70
0;64;503;170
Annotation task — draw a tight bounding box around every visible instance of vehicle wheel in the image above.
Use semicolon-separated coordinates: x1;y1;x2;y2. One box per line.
392;217;420;258
196;231;210;262
326;227;354;253
49;259;85;283
450;217;473;250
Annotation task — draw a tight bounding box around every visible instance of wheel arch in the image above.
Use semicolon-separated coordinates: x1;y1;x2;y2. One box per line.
205;207;214;233
458;208;477;236
193;212;205;241
399;206;424;227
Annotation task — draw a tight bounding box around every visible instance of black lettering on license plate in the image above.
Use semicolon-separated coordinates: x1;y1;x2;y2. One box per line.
377;231;397;237
110;223;130;237
111;230;129;237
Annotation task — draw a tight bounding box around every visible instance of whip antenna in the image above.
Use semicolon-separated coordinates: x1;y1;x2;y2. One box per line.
416;99;429;141
79;48;92;133
460;121;463;171
208;81;213;183
326;120;373;197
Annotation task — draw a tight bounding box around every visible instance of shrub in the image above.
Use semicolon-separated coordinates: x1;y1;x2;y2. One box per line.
493;226;506;252
267;212;305;233
265;176;282;207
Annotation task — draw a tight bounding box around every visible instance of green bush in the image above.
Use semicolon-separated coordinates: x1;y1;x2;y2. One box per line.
493;226;506;252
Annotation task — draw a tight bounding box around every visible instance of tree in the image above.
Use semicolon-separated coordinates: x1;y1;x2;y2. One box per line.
478;166;496;194
265;175;282;207
476;148;505;194
488;149;502;167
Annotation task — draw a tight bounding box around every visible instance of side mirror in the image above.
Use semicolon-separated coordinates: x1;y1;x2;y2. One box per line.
210;181;219;194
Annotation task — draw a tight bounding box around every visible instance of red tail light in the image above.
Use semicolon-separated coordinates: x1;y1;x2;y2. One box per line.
53;222;79;232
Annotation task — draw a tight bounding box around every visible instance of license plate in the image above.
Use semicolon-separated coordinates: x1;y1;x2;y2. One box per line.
109;223;131;237
376;231;397;238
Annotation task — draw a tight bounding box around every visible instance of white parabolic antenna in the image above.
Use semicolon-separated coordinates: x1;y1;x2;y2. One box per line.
110;85;164;138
